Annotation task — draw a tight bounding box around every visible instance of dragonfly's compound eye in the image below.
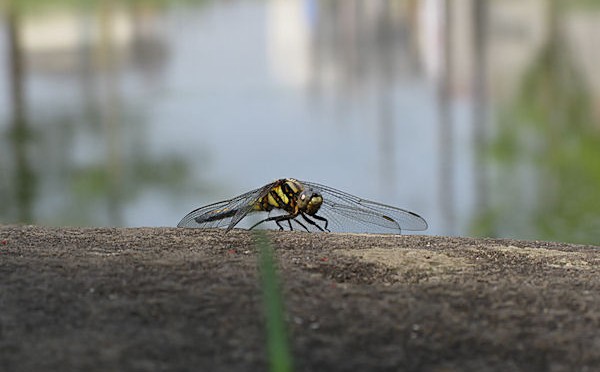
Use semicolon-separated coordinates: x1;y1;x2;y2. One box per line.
298;189;323;215
297;191;310;208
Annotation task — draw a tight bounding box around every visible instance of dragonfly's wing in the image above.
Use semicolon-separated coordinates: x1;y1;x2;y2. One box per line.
301;181;428;234
226;183;275;231
179;179;428;234
177;182;275;230
177;199;240;228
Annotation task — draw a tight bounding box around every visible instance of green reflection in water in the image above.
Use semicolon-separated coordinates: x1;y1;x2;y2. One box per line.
0;0;210;227
478;2;600;244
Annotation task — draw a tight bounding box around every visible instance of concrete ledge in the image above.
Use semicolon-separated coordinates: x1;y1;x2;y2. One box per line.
1;225;598;371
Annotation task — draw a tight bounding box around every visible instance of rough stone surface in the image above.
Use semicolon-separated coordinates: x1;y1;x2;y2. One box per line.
1;225;599;371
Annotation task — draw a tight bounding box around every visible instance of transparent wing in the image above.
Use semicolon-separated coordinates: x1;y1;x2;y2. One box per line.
301;181;428;234
177;182;276;231
178;179;428;234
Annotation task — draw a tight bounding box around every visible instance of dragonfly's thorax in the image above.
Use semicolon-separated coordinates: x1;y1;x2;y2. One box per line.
253;179;323;216
255;179;304;213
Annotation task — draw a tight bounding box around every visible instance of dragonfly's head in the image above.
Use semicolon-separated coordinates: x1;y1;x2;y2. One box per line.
298;188;323;215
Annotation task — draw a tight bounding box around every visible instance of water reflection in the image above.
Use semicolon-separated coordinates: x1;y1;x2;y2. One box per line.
0;0;599;244
480;0;600;244
1;1;199;227
4;3;35;224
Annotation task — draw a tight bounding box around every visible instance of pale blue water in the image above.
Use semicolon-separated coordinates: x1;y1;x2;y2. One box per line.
1;1;599;244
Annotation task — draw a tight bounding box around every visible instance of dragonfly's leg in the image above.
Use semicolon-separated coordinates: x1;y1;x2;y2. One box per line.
291;218;309;232
300;213;325;232
273;214;309;231
310;214;330;232
249;213;297;231
249;219;266;230
275;219;286;231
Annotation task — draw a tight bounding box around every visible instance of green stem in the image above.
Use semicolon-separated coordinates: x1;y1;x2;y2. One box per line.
254;231;293;372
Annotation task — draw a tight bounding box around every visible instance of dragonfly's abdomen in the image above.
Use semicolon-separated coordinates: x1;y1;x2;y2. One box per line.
196;208;237;223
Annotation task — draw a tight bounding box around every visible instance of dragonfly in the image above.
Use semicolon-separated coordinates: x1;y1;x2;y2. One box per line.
177;178;427;234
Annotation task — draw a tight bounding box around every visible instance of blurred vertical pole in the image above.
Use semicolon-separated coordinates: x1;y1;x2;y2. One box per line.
438;0;455;234
6;1;35;223
78;2;97;126
306;0;323;108
98;0;124;226
378;3;396;199
472;0;489;222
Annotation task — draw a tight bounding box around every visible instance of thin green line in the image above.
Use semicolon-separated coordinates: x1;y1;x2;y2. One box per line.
254;230;293;372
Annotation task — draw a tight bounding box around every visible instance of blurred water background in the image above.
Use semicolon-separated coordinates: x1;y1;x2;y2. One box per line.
1;0;599;244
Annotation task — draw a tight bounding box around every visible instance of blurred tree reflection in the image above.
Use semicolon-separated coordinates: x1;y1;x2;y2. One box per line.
1;0;203;227
479;1;600;244
2;0;36;224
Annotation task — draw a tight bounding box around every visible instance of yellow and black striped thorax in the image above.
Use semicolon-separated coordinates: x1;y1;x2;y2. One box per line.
254;178;304;214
